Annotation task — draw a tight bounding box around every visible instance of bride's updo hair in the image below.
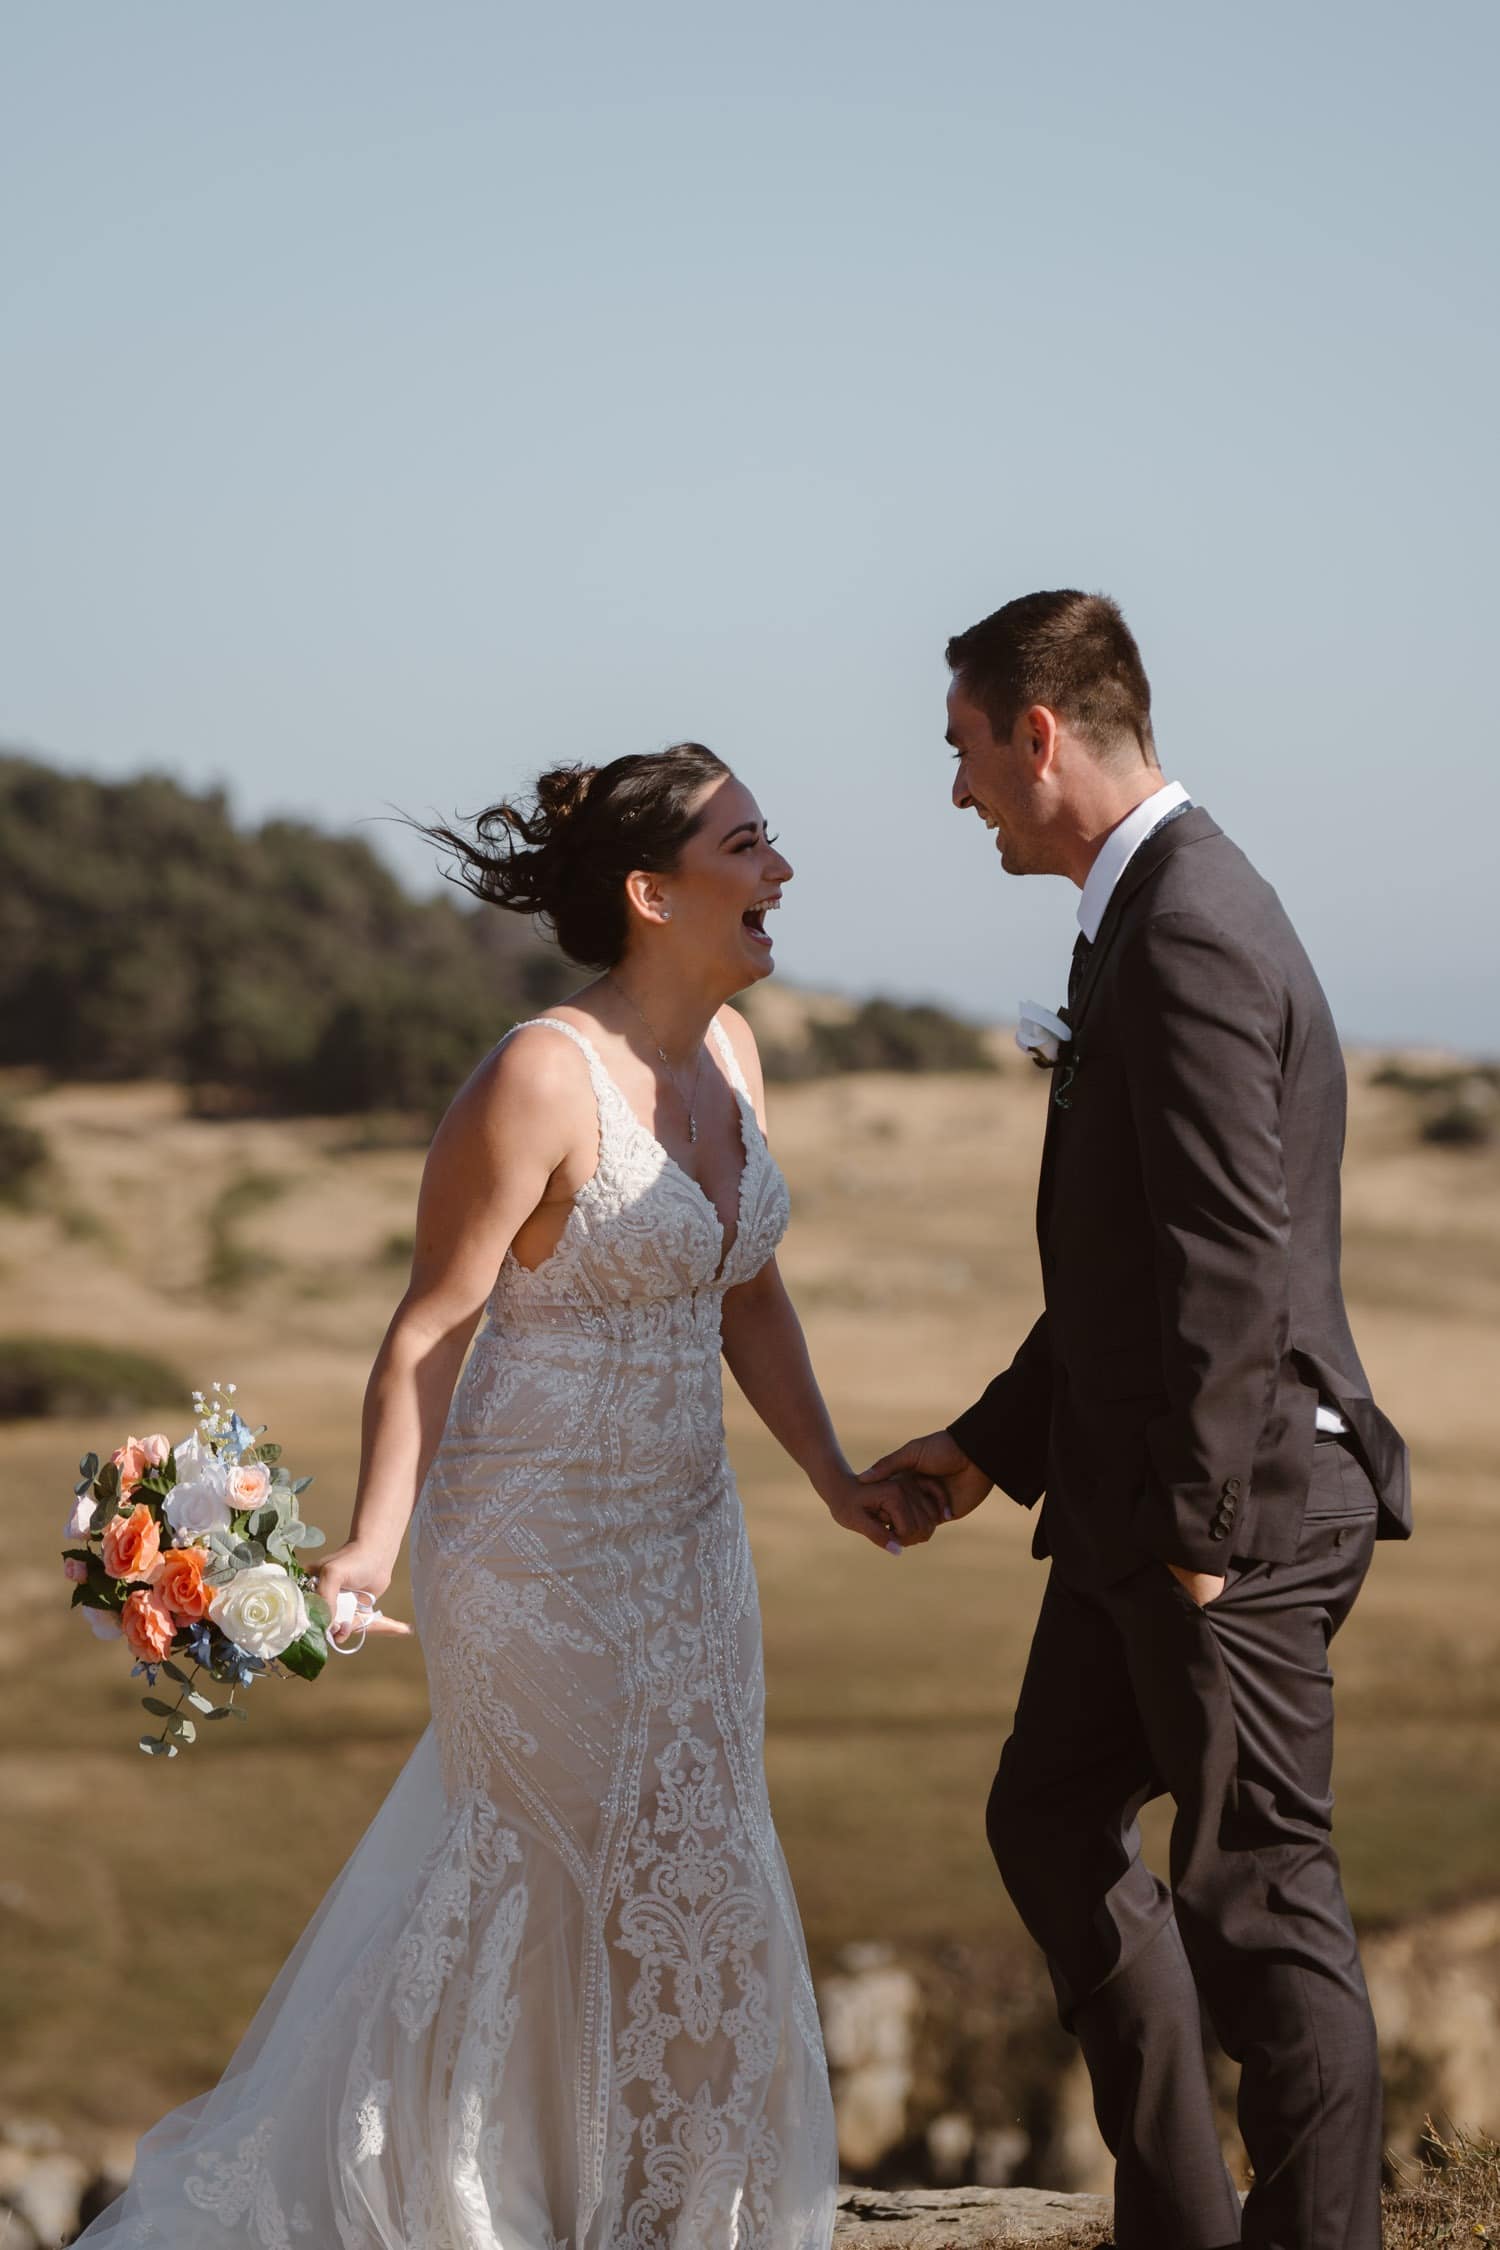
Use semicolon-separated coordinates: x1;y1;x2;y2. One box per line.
417;743;731;969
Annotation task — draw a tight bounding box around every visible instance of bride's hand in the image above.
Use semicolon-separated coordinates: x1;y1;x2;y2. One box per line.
316;1542;398;1638
823;1469;944;1555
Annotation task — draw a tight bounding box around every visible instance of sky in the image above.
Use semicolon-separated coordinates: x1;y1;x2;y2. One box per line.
3;0;1496;1048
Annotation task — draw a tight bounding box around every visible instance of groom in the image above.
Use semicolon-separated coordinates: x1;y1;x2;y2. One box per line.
866;591;1411;2250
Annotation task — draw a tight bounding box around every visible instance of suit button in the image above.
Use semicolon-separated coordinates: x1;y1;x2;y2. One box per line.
1223;1478;1242;1500
1209;1523;1228;1541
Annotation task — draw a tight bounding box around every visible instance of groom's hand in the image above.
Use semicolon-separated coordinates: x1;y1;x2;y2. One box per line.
823;1470;944;1555
859;1431;993;1524
1166;1563;1227;1606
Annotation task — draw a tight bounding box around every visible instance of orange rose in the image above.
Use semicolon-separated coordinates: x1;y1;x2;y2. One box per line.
157;1545;215;1623
101;1503;164;1584
112;1434;167;1496
121;1587;177;1664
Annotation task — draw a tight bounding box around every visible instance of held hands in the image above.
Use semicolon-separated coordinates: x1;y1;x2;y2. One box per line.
822;1468;946;1557
859;1429;994;1530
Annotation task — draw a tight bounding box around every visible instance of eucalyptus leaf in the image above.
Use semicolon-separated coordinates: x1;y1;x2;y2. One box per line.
167;1715;197;1743
160;1659;194;1687
292;1476;315;1495
89;1495;115;1533
138;1737;177;1757
293;1522;324;1548
204;1705;247;1722
186;1689;216;1714
78;1451;100;1483
141;1696;174;1718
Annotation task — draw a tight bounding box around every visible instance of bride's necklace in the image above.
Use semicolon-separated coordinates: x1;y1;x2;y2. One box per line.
607;976;706;1145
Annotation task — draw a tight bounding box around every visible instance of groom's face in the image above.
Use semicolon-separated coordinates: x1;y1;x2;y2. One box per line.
946;679;1051;876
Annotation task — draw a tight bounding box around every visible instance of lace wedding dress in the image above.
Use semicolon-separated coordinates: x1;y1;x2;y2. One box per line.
81;1016;838;2250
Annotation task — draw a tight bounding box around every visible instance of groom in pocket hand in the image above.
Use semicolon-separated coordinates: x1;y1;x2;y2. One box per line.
864;591;1411;2250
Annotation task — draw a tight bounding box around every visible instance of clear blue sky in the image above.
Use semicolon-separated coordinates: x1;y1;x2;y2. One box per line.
4;1;1495;1046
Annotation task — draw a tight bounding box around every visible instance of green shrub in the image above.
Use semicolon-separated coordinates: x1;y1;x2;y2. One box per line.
1421;1098;1495;1149
203;1170;290;1296
0;1336;186;1422
807;998;997;1076
0;1103;49;1209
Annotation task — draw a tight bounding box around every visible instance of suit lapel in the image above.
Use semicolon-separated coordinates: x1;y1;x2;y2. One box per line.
1034;807;1221;1246
1065;807;1221;1038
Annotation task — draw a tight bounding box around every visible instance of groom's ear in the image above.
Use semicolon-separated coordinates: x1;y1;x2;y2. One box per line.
1019;703;1063;779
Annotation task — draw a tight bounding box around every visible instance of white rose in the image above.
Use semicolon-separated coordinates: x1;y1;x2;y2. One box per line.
209;1561;309;1660
164;1452;234;1542
80;1607;122;1640
64;1491;96;1539
1015;1001;1071;1069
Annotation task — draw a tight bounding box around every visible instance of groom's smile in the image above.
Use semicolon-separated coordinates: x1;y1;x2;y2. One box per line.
945;679;1045;875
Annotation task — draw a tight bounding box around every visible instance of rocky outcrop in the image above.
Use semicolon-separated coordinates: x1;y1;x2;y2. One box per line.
835;2186;1111;2246
818;1900;1500;2192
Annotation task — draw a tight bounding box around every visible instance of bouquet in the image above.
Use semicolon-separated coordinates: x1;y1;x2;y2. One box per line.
62;1381;334;1756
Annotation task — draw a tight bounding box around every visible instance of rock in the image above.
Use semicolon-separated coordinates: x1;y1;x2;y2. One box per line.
1364;1898;1500;2162
0;2150;88;2244
821;1944;925;2172
835;2184;1112;2247
0;2203;44;2250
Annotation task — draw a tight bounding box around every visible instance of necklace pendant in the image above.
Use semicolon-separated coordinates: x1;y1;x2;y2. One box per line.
688;1117;698;1144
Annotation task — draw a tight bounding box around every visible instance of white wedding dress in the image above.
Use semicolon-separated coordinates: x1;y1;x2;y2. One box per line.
80;1016;838;2250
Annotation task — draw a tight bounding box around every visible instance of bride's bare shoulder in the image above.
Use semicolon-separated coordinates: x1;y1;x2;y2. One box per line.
441;1016;598;1152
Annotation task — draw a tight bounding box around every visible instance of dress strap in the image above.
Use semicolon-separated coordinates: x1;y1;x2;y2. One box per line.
502;1016;617;1116
709;1014;752;1102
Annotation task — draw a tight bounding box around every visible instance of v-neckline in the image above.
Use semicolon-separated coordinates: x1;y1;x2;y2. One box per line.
570;1021;755;1286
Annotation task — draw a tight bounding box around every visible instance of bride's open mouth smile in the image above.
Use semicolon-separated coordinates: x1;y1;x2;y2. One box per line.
742;894;781;950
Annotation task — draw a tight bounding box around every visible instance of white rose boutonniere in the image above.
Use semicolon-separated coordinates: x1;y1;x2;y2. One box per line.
1016;1001;1080;1108
1015;1002;1071;1069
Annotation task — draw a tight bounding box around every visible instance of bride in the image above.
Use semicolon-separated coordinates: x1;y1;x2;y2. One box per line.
79;742;939;2249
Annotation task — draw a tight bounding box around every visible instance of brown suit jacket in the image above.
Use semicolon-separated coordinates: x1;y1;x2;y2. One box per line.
950;807;1411;1589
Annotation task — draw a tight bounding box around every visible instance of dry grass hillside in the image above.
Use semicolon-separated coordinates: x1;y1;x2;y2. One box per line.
1;1044;1497;2133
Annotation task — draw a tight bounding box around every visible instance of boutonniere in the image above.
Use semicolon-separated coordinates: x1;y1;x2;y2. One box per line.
1015;1002;1078;1107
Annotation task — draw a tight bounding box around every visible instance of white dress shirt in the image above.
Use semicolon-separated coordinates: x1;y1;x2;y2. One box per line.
1077;779;1192;943
1075;779;1349;1440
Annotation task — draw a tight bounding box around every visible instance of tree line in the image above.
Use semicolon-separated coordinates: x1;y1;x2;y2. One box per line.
0;750;994;1117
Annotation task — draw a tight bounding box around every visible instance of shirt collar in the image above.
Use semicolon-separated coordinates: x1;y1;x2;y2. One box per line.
1076;780;1192;944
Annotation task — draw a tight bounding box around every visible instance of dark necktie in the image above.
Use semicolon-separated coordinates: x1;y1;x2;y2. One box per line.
1067;932;1091;1013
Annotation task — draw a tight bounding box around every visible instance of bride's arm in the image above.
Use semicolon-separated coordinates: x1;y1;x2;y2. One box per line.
714;1008;941;1554
316;1030;589;1616
720;1260;938;1552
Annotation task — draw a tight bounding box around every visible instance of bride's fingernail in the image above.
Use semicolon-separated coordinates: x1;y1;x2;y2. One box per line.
943;1506;954;1521
885;1539;904;1557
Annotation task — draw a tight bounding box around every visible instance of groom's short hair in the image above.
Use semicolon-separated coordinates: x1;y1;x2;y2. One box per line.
947;590;1156;764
